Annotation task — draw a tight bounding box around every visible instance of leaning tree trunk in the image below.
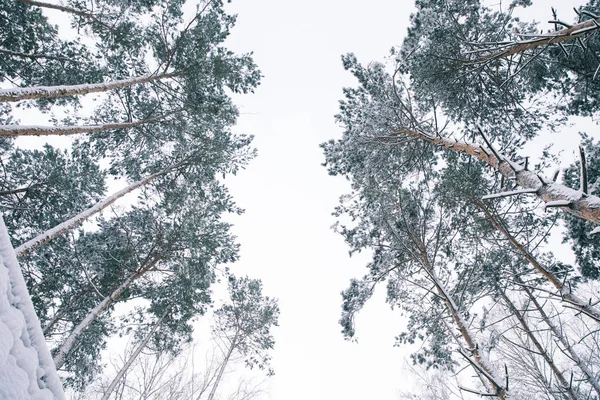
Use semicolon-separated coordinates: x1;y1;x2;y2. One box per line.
476;200;600;322
205;334;238;400
424;261;507;399
520;283;600;397
15;168;172;257
101;307;171;400
387;128;600;225
0;109;181;137
0;216;65;399
0;71;180;103
53;257;161;370
472;17;600;63
498;289;578;400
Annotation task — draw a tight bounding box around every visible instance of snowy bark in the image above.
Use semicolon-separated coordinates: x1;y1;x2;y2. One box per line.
0;111;179;136
206;334;237;400
0;72;180;103
522;284;600;398
0;216;65;399
53;256;161;370
101;307;170;400
473;17;600;62
499;290;577;400
477;201;600;322
392;128;600;225
423;258;506;398
15;169;169;257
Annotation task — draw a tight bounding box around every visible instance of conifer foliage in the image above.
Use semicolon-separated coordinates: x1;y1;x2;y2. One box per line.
0;0;277;395
324;0;600;398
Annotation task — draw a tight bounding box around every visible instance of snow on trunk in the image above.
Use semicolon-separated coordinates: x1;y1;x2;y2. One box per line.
523;285;600;397
477;201;600;322
0;111;178;136
15;169;168;257
395;128;600;225
474;17;600;62
0;216;65;399
0;72;180;103
101;308;170;400
53;257;161;370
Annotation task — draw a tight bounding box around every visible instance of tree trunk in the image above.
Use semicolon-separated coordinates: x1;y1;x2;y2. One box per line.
424;258;507;399
101;307;171;400
521;283;600;398
389;128;600;225
15;168;170;257
206;336;237;400
0;216;66;399
498;289;577;400
53;257;161;370
476;200;600;322
0;71;180;103
473;17;600;63
0;110;180;137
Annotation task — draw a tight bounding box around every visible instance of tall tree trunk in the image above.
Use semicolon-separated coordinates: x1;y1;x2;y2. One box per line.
101;307;171;400
15;168;171;257
53;257;161;370
476;200;600;322
423;258;507;399
498;289;578;400
0;71;180;103
521;283;600;397
205;335;237;400
472;17;600;63
387;128;600;225
0;110;181;137
0;216;66;398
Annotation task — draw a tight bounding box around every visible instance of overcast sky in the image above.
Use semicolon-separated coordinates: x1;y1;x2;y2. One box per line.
215;1;417;399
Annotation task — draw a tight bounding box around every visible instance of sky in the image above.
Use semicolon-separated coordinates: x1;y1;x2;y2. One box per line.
9;0;596;398
205;1;418;398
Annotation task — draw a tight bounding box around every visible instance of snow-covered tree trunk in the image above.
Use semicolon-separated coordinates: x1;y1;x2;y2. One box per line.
498;290;577;400
477;201;600;322
522;284;600;397
425;262;506;399
101;307;170;400
0;72;180;103
53;256;161;370
473;17;600;62
0;110;180;136
15;169;169;257
390;128;600;225
206;334;237;400
0;216;65;399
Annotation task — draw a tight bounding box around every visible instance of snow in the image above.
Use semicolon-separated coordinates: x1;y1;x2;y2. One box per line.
590;227;600;236
481;188;537;200
0;216;65;399
544;199;573;209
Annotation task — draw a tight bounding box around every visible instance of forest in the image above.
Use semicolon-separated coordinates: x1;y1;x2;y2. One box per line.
1;0;600;399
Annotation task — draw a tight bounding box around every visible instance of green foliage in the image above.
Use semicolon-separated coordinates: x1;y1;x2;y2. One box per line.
214;275;279;374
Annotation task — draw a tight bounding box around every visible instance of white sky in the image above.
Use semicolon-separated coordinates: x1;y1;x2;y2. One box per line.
216;1;417;399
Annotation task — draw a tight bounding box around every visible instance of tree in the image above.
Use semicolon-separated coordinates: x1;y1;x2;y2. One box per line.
323;1;600;396
207;275;279;400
